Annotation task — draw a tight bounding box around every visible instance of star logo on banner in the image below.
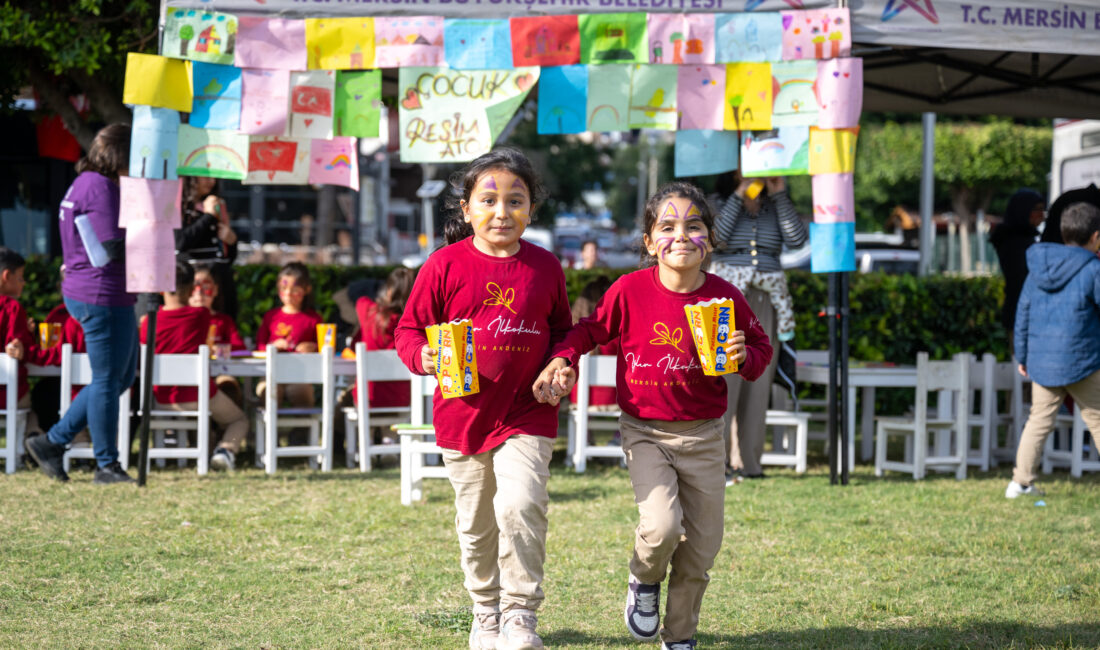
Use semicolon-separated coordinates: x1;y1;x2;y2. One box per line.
882;0;939;24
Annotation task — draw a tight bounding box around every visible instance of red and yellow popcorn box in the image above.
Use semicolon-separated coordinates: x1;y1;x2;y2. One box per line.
426;318;479;399
683;298;737;376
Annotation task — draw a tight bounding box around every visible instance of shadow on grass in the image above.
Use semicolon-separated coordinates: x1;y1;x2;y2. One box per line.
547;622;1100;648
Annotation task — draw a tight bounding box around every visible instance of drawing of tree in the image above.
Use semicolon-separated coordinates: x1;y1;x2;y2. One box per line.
139;145;151;177
178;24;194;57
225;20;237;54
729;94;743;130
670;32;684;64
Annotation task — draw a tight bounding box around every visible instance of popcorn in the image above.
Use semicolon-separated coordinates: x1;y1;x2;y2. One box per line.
684;298;738;376
426;319;479;398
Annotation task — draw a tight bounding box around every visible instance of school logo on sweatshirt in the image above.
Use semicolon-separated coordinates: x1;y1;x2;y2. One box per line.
483;282;517;314
649;321;684;353
275;322;293;339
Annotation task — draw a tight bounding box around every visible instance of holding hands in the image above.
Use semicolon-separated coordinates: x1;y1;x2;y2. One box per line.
532;357;576;407
5;338;23;361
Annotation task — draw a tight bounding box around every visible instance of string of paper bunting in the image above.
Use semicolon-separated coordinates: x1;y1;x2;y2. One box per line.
120;6;862;276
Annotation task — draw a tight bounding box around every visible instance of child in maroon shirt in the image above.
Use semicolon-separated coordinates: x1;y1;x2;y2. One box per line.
140;262;248;471
190;264;246;405
394;148;573;650
354;266;415;410
536;182;773;649
255;262;322;410
0;247;44;437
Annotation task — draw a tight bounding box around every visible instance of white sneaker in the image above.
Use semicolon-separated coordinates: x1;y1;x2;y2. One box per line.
1005;481;1044;499
469;603;500;650
211;448;236;471
496;608;543;650
662;640;697;650
625;574;661;641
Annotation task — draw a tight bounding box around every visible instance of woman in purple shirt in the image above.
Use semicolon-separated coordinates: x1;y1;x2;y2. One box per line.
24;124;137;484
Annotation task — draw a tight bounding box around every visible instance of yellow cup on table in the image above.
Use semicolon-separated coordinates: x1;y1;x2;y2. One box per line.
38;322;61;349
316;323;337;349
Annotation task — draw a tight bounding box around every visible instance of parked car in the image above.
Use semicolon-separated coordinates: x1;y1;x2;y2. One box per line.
780;243;919;274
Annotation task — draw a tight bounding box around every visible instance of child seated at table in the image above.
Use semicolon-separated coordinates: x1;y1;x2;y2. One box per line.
190;263;246;405
140;261;248;471
255;262;323;411
0;247;44;437
29;265;87;437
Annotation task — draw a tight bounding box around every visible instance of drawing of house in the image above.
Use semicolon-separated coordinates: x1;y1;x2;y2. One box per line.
195;25;221;54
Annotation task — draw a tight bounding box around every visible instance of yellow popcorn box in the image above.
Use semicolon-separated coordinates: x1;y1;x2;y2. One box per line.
426;319;479;399
684;298;737;376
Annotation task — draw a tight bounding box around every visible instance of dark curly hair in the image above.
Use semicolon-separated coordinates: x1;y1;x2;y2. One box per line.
640;182;717;267
442;147;547;245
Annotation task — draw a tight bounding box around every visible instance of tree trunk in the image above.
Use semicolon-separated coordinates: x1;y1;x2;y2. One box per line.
27;63;96;151
71;70;132;126
950;186;974;274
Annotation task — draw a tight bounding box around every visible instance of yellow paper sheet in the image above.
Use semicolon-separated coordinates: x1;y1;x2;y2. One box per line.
122;53;192;113
723;62;771;131
305;18;375;70
809;126;860;174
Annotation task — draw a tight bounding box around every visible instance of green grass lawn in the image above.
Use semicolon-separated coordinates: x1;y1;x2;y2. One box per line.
1;453;1098;649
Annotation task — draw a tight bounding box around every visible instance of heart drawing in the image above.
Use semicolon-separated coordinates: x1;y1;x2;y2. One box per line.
515;73;533;92
401;88;421;110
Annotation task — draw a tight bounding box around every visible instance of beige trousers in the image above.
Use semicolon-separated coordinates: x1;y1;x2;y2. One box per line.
165;390;249;453
723;287;779;475
441;434;554;613
621;414;726;643
1013;367;1100;486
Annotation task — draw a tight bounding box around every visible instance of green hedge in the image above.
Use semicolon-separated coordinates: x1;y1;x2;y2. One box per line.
22;258;1007;361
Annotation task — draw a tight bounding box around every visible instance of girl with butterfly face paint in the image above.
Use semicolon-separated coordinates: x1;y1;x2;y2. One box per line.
533;182;772;649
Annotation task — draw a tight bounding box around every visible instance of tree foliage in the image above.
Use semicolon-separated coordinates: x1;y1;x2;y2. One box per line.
0;0;158;148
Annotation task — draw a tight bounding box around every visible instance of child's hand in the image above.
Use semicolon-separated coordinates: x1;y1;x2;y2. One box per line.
1018;364;1028;378
420;344;437;374
765;176;787;194
729;330;748;368
295;341;318;353
549;366;576;406
188;285;204;308
5;339;24;361
272;338;290;351
533;358;572;404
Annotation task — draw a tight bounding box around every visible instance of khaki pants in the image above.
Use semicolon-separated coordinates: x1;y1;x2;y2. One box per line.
255;382;315;408
723;286;778;475
1013;368;1100;486
165;390;249;454
621;415;726;643
441;434;554;613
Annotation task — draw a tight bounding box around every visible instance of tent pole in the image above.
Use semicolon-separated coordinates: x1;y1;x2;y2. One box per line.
919;112;936;276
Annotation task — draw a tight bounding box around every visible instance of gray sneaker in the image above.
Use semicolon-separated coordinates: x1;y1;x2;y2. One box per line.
93;462;135;485
495;608;542;650
211;448;236;471
469;603;500;650
24;433;69;482
625;574;661;641
662;640;696;650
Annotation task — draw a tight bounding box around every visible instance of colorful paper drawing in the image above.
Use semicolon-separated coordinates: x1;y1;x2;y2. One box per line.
510;16;580;67
309;137;359;190
118;177;182;293
629;65;678;130
374;16;444;68
240;69;290;136
246;136;310;185
674;130;739;178
305;18;375;69
122;53;192;113
816;57;863;129
715;13;782;63
398;67;539;163
781;8;851;60
335;70;382;138
235;17;307;70
744;0;815;9
586;65;632;132
290;70;335;139
724;63;772;131
647;14;715;65
129;106;179;180
190;62;241;131
809;126;859;174
812;172;855;223
538;66;588;135
444;19;513;70
162;9;237;65
579;13;648;65
677;65;725;131
741;127;810;177
810;221;856;273
176;124;249;180
771;60;818;127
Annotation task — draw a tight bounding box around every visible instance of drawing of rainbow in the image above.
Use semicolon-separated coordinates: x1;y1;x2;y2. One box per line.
754;141;786;152
325;154;353;170
588;105;622;127
179;144;246;180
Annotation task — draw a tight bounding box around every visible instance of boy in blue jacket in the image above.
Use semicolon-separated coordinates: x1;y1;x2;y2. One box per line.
1007;202;1100;498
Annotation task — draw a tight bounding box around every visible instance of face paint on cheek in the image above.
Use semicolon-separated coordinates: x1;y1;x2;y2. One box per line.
689;235;709;255
655;236;675;258
512;209;530;225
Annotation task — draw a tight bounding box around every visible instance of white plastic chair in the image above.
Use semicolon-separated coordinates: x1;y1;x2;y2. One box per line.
256;347;335;474
761;409;809;473
0;353;28;474
398;373;447;505
567;353;623;473
139;345;211;475
344;343;413;471
875;352;969;480
59;344;132;472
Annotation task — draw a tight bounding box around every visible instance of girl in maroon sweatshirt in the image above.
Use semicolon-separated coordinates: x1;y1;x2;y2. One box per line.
394;148;572;650
535;182;773;650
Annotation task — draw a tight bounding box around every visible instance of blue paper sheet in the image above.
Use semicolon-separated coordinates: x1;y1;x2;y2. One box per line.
444;19;513;70
190;61;242;130
129;106;179;180
810;221;856;273
674;130;739;178
538;66;588;135
715;13;782;63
